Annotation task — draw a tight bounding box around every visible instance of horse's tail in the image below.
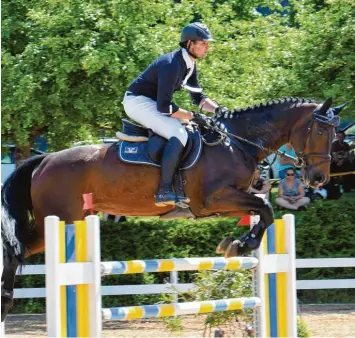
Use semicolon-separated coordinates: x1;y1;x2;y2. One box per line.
1;154;47;264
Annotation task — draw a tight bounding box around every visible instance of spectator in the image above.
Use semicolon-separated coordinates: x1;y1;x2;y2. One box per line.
331;131;352;192
275;167;310;211
276;143;300;179
306;185;328;201
248;167;272;200
313;186;328;200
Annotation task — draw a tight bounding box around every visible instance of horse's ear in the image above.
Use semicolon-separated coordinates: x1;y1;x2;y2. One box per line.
318;97;333;115
332;102;348;115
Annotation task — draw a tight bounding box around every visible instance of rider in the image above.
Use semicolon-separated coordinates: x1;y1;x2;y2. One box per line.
122;22;224;207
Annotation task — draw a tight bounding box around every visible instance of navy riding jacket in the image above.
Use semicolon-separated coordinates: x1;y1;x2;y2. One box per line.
127;49;207;115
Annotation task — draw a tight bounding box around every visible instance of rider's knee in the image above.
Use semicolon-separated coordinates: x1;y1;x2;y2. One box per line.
180;128;188;145
169;126;188;146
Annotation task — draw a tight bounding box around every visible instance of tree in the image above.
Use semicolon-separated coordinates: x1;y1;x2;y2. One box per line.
288;0;355;116
1;0;173;159
2;0;353;164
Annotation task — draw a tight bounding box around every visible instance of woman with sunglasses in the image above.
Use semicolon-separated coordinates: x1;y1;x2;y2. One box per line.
275;167;310;211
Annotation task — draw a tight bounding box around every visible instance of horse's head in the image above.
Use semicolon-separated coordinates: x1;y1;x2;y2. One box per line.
290;97;346;188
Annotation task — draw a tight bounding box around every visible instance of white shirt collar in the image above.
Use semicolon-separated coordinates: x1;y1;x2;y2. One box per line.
180;48;202;93
181;48;195;70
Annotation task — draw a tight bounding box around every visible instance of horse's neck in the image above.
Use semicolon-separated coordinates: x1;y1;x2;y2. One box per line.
218;103;316;162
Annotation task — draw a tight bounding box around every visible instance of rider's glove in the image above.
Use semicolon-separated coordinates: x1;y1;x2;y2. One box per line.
214;106;230;117
193;113;209;127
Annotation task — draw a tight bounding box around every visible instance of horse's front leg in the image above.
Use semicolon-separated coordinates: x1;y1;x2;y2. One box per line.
204;187;274;257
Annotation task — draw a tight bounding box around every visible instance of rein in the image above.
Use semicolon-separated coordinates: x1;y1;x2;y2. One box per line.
200;117;298;168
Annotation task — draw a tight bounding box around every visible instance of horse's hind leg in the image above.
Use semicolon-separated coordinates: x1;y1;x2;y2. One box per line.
1;252;19;321
29;197;85;256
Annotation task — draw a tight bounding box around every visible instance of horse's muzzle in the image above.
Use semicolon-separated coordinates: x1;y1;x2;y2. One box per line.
307;172;329;189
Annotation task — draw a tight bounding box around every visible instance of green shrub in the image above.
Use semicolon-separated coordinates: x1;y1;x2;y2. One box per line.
162;269;254;336
278;193;355;303
297;319;310;338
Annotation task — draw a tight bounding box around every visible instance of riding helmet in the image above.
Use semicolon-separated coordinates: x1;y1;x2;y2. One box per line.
180;22;214;42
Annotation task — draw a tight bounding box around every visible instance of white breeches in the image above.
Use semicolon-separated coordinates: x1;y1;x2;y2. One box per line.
122;94;188;146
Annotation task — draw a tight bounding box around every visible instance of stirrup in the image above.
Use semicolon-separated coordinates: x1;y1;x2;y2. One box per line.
175;200;190;209
155;189;190;207
175;193;191;208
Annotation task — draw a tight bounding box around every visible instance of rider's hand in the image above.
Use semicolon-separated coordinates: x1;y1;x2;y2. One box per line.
179;118;190;125
193;113;209;127
214;106;230;116
185;111;194;120
171;110;194;120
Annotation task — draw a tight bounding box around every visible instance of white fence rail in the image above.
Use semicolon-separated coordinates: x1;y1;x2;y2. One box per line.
296;258;355;268
13;257;355;299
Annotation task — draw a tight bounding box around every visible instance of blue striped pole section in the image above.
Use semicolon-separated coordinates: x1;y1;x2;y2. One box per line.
65;225;77;337
101;256;258;275
102;297;261;320
265;222;278;338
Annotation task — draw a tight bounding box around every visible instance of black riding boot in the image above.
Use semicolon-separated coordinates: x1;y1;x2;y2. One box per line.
155;137;190;207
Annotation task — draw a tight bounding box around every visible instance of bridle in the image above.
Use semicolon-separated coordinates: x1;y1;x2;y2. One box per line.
197;109;339;171
290;113;339;172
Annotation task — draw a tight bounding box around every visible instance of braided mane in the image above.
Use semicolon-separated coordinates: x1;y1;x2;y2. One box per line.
215;97;316;119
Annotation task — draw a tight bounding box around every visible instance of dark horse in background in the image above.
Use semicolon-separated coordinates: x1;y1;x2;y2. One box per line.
2;97;345;321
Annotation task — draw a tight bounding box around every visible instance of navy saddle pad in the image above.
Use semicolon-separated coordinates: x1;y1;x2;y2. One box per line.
118;128;202;170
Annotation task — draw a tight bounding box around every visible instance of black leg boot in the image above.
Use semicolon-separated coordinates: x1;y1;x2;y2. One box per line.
155;137;190;207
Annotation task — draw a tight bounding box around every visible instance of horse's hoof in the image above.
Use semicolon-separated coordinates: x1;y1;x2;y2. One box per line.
224;240;241;258
1;298;13;322
1;308;8;322
216;236;235;254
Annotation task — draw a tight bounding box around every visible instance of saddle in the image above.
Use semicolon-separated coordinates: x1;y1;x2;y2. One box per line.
117;119;202;170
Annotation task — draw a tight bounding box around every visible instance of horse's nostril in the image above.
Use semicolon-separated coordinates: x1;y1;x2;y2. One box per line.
313;174;328;188
314;173;323;182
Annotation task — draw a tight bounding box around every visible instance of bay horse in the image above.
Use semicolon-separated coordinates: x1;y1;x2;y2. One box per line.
1;97;344;321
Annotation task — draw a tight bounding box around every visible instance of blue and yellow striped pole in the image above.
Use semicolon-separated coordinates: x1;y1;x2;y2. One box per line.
59;221;91;337
46;215;102;338
101;256;259;275
256;214;297;338
102;298;261;321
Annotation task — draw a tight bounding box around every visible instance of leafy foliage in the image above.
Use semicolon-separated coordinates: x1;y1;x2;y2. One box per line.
297;319;311;338
2;0;354;158
284;193;355;304
191;269;254;334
